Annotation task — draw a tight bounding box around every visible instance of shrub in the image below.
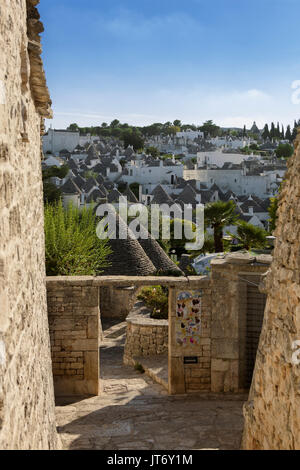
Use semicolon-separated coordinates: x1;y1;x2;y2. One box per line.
137;286;168;319
44;201;111;276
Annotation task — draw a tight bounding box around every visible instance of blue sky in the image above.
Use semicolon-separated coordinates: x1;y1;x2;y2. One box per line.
39;0;300;129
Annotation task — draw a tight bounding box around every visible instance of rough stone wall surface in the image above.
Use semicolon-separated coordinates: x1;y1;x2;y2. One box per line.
124;316;169;363
169;281;212;394
47;279;100;396
242;136;300;450
210;257;269;393
46;267;269;397
100;285;138;321
0;0;58;449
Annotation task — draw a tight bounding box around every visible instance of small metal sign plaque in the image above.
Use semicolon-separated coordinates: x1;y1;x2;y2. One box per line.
184;356;198;364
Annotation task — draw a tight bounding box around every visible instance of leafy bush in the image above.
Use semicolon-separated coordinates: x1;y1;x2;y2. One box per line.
227;221;268;251
137;286;169;319
44;201;111;276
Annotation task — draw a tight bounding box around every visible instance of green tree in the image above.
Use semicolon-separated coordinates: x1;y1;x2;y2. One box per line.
67;123;79;132
268;196;279;233
229;221;267;251
110;119;120;128
276;122;281;139
111;127;122;138
200;120;220;138
270;122;276;140
262;124;270;140
123;130;144;151
42;165;69;205
44;201;111;276
285;125;292;141
292;121;299;141
146;146;160;158
173;120;182;128
164;125;180;136
276;143;294;159
205;201;238;253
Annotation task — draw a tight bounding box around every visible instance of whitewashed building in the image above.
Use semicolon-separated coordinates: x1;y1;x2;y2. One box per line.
207;136;252;150
196;151;258;168
176;129;204;141
121;159;184;186
184;166;283;198
43;128;80;154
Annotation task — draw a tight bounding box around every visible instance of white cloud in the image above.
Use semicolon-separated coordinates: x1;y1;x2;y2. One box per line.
245;89;270;99
47;85;298;130
97;9;203;40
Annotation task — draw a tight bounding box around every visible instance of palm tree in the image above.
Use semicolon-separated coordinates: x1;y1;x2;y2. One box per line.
205;200;238;253
229;221;268;251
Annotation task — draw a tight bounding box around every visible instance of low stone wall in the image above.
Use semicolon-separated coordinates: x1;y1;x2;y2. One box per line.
47;278;100;396
100;285;138;321
124;305;168;364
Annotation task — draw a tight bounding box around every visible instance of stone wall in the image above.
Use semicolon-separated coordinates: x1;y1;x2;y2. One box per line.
100;285;138;321
210;254;270;393
242;135;300;450
169;280;212;394
0;1;59;449
46;266;270;398
46;276;214;396
47;278;100;396
124;314;168;363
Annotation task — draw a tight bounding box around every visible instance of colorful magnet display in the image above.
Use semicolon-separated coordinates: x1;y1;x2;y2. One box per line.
175;290;203;347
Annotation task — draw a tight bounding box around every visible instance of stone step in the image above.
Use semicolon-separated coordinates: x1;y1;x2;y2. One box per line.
131;355;168;391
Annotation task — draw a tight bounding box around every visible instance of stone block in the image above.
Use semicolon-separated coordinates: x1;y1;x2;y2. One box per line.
61;339;98;352
87;316;98;339
211;339;239;359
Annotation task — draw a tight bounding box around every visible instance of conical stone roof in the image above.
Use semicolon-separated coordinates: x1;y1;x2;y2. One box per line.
60;178;81;195
151;184;174;205
87;144;99;159
138;224;183;276
101;215;156;276
123;186;139;203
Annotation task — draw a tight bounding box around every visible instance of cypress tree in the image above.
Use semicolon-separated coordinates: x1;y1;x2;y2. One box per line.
276;122;280;139
285;125;292;141
292;121;298;141
270;122;276;140
262;124;270;140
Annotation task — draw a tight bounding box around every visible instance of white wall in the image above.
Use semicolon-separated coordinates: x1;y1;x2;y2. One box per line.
184;168;276;198
197;151;258;168
43;129;80;153
176;130;204;140
122;161;183;186
207;137;251;149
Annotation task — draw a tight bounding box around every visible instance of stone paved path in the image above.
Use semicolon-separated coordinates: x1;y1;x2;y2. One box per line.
55;320;246;450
